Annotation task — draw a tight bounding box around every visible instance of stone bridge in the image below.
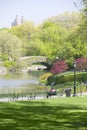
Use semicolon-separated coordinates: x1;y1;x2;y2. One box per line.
19;56;47;65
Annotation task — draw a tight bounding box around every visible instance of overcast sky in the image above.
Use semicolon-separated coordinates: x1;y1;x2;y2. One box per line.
0;0;81;28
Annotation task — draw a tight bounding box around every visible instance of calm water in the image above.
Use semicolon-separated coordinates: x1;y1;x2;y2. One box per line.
0;71;45;94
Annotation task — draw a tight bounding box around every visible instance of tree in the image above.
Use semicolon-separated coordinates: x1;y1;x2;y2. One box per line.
10;21;37;56
0;30;23;61
39;21;68;60
50;61;68;75
67;0;87;59
76;58;87;71
47;12;81;30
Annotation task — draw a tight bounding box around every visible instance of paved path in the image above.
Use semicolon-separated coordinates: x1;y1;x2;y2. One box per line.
0;92;87;102
0;96;46;102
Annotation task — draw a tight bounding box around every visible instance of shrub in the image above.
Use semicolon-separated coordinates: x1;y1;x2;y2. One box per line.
47;72;87;85
50;61;68;75
3;61;16;68
76;58;87;71
47;75;56;85
40;72;52;83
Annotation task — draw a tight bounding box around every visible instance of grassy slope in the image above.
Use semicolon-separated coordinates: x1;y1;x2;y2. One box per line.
40;72;87;96
55;71;87;82
0;97;87;130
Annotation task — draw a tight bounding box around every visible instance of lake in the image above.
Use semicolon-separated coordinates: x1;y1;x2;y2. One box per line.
0;71;46;95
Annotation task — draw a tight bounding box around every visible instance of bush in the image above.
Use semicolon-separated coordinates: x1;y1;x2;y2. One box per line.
47;75;56;85
40;72;52;83
47;72;87;85
76;58;87;71
3;61;16;68
50;61;68;75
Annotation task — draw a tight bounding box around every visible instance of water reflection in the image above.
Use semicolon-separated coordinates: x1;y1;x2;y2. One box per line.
0;79;38;87
0;71;46;94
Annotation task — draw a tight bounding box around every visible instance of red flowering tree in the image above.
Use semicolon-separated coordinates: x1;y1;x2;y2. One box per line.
76;58;87;71
50;61;68;75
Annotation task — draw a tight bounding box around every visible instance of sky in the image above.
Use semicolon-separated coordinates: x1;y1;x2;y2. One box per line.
0;0;82;28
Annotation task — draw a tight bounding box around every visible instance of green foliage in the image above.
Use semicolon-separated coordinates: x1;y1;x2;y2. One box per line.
40;72;52;83
0;30;23;61
47;72;87;85
3;61;16;68
1;7;87;70
39;21;68;59
47;75;58;85
10;21;38;56
9;61;27;72
8;10;87;65
47;12;81;30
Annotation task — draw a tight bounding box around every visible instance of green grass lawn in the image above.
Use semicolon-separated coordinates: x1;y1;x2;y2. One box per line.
0;96;87;130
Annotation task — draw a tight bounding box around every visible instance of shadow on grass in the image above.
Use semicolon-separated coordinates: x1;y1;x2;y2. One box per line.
0;100;87;130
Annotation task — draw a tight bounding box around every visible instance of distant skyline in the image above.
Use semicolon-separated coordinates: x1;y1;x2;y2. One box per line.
0;0;81;28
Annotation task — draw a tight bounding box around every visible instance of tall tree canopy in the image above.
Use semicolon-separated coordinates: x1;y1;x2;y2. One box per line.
0;30;23;61
0;7;86;69
47;12;81;30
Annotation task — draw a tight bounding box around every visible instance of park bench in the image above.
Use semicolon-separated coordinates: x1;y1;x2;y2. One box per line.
46;91;57;98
